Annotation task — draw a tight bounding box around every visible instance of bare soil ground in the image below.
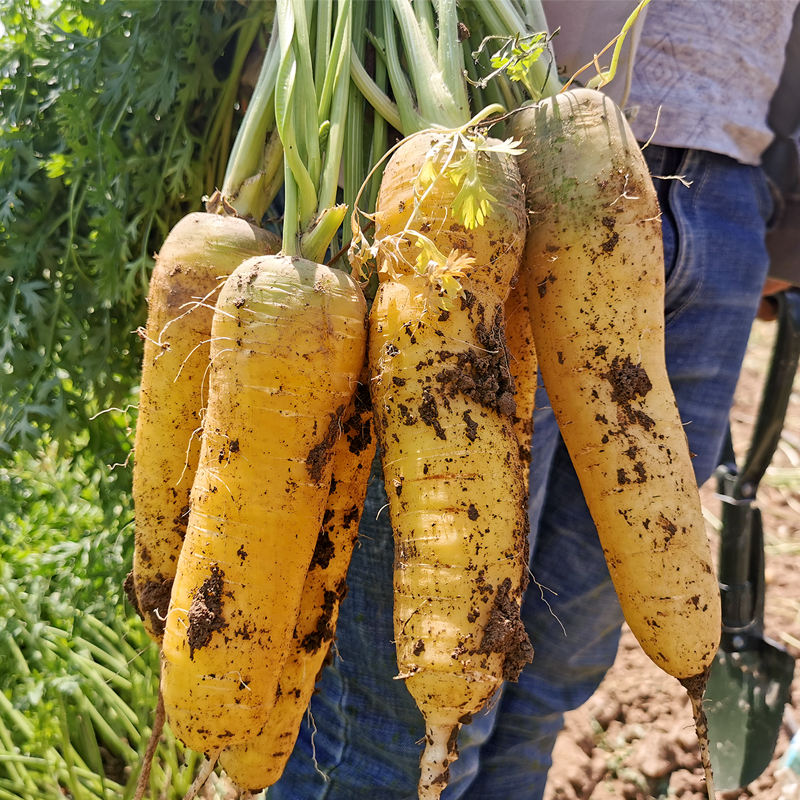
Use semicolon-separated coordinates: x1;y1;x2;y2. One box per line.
543;318;800;800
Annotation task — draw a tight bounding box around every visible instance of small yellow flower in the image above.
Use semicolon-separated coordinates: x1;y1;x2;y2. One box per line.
413;236;476;310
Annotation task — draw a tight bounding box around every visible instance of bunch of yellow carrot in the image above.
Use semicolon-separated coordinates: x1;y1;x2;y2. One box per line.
126;1;721;798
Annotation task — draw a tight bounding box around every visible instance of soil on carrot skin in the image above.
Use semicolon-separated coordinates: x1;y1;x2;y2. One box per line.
434;304;517;418
344;407;373;456
309;523;336;571
477;577;534;681
307;406;346;484
602;355;655;432
300;581;347;653
187;565;228;658
123;571;142;618
138;578;173;637
542;320;800;800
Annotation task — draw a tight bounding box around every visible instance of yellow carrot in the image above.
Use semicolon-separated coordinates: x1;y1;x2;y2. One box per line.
366;129;532;799
160;254;366;752
219;385;375;790
508;89;720;685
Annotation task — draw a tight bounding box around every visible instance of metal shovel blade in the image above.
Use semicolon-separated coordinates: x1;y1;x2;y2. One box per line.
705;634;795;791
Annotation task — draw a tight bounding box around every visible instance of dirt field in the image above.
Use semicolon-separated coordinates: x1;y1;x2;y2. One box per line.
543;318;800;800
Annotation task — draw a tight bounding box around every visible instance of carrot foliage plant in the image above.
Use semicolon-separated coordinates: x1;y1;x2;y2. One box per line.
0;0;273;457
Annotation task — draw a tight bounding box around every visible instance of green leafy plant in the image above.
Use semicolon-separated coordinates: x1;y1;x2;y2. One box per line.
0;0;272;456
0;446;180;799
0;3;279;796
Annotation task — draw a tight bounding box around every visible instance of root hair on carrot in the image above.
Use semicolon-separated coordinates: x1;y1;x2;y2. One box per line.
528;573;566;636
222;670;253;691
307;707;329;781
181;747;222;800
176;427;204;486
174;336;216;383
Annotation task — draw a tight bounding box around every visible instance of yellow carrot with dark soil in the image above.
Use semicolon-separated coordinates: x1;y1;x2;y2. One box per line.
367;128;532;799
129;212;279;641
159;253;367;752
509;87;720;683
508;86;720;792
345;3;541;795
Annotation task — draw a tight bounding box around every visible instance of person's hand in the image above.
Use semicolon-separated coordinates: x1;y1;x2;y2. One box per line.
757;278;793;321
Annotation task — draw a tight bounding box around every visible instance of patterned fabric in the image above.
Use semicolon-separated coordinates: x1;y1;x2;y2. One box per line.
625;0;796;164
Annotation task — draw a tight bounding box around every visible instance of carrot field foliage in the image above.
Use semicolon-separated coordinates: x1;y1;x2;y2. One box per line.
0;0;274;456
1;450;124;796
0;446;210;799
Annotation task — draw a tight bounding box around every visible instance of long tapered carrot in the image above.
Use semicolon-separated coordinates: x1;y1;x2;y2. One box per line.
160;253;366;752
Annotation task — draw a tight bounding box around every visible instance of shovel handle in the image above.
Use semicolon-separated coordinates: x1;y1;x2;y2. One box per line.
716;288;800;630
735;288;800;496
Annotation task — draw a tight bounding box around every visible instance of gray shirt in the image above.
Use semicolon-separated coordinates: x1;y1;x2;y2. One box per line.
626;0;796;165
544;0;797;165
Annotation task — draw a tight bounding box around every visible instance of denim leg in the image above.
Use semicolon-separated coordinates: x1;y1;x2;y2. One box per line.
272;146;772;800
654;147;774;480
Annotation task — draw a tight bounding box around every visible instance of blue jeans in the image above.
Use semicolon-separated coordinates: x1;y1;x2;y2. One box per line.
269;146;772;799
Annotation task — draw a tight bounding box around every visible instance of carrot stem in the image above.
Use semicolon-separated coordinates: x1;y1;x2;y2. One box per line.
220;16;282;221
349;44;403;134
387;0;467;129
316;0;353;215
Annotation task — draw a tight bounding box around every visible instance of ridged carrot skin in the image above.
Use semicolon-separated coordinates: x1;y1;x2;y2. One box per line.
160;254;367;753
219;385;375;790
369;131;533;799
130;212;280;641
508;88;721;681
